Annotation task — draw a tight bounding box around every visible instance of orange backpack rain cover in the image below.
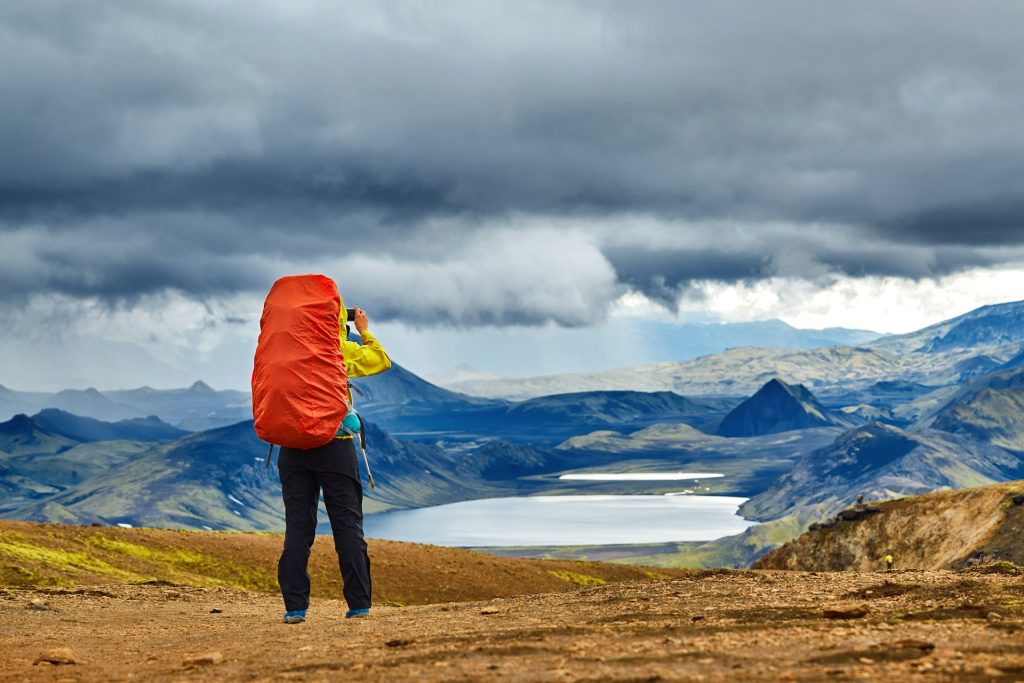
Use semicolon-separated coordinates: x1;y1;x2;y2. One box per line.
252;274;349;449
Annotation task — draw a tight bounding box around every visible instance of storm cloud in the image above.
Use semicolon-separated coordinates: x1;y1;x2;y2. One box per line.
2;0;1024;326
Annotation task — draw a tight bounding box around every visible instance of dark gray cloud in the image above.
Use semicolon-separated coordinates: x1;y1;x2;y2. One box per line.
2;0;1024;325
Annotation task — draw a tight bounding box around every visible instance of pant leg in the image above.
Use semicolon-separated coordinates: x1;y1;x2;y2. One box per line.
316;438;372;611
277;450;320;613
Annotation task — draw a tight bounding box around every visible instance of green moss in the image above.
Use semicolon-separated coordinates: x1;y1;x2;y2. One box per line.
84;535;277;592
85;536;209;565
548;570;607;586
0;533;146;582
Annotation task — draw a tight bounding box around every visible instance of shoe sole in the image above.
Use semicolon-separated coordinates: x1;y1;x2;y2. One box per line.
283;616;306;624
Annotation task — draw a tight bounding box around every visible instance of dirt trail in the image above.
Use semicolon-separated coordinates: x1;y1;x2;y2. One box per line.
3;570;1023;682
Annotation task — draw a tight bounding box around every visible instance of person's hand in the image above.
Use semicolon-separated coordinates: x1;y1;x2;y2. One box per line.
353;307;369;334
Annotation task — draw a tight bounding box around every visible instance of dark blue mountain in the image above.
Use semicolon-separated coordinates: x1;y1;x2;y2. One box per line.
1001;348;1024;370
717;379;846;437
0;415;554;531
357;367;736;444
30;409;187;443
0;414;78;456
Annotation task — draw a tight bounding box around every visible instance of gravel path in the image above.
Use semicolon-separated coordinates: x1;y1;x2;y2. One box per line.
3;569;1023;681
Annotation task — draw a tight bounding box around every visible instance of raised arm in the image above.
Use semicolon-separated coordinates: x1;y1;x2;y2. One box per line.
340;307;392;378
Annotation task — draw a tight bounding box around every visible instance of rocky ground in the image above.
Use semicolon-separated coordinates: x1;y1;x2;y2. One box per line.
3;568;1023;682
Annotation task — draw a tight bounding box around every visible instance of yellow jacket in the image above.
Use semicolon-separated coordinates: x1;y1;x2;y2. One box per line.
335;304;391;439
338;303;392;378
340;328;391;378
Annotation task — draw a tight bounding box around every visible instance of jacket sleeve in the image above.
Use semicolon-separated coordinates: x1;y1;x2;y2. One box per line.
340;329;392;378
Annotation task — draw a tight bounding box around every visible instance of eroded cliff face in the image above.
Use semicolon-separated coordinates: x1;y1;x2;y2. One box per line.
754;482;1024;572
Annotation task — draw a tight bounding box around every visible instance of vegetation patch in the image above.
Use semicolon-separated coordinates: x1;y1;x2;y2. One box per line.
84;535;278;592
547;570;607;586
0;532;145;583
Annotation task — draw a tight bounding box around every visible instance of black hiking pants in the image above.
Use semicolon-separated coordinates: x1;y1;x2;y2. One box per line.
277;437;371;613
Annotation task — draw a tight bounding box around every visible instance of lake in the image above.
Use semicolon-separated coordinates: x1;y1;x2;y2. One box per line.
364;494;753;546
559;472;723;481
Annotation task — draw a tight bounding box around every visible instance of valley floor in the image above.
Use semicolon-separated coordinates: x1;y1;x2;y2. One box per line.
3;569;1024;682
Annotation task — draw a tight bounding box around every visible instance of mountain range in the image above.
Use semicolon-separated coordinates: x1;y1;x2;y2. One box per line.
443;300;1024;400
2;299;1024;568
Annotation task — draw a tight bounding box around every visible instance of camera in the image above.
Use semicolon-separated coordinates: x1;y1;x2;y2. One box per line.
346;308;357;320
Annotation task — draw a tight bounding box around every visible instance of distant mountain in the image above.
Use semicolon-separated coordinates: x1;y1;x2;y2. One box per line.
104;384;251;431
716;379;845;437
1001;347;1024;370
41;388;145;422
869;300;1024;355
447;300;1024;400
0;417;540;530
0;385;42;421
354;363;497;414
741;422;1024;522
930;368;1024;452
425;319;881;389
30;409;188;443
448;345;907;401
359;377;737;446
0;414;78;457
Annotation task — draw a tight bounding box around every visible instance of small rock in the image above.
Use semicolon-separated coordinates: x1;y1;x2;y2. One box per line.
890;639;934;652
987;611;1002;621
385;638;414;648
696;657;714;665
26;599;51;612
691;614;706;622
858;657;874;664
182;651;224;667
209;608;223;614
822;606;869;619
1011;493;1024;506
34;648;77;666
480;607;500;615
298;645;313;652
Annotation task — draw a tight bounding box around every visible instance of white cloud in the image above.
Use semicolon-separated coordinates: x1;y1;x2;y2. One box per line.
671;266;1024;333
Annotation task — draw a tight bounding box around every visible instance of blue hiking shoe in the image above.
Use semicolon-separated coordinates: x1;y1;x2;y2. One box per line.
283;610;306;624
345;608;370;619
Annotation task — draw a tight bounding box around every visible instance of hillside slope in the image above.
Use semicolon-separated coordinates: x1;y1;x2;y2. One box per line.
0;520;682;606
754;481;1024;571
740;422;1024;522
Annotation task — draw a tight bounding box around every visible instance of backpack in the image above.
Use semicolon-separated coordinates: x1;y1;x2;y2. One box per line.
251;274;349;450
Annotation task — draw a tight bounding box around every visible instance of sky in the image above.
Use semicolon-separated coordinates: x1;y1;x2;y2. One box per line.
2;1;1024;391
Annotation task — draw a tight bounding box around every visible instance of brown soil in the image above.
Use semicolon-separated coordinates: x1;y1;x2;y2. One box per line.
0;520;682;606
3;570;1024;681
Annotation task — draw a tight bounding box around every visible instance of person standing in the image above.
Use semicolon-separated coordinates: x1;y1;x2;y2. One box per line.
277;305;391;624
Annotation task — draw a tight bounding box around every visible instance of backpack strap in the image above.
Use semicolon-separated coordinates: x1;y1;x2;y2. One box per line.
264;443;275;470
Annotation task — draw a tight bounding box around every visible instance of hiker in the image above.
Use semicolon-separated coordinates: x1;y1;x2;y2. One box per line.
275;304;391;624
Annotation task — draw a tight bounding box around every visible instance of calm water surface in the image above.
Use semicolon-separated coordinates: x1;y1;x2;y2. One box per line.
365;494;753;547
